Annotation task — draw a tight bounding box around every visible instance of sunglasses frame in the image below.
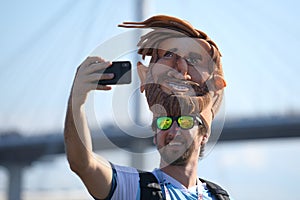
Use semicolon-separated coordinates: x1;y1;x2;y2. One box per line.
154;115;203;131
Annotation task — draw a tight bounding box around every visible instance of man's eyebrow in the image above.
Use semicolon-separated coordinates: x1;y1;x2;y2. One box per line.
165;48;178;53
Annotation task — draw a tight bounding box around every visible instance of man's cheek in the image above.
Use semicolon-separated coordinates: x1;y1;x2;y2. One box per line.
150;63;171;82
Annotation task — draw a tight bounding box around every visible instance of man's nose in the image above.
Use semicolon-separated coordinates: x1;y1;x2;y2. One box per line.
168;121;181;135
175;57;190;80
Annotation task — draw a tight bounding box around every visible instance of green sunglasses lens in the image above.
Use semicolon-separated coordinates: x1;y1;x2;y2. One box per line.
157;117;173;130
156;116;197;130
178;116;194;129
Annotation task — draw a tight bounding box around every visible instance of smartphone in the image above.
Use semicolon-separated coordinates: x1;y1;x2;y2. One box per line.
98;61;132;85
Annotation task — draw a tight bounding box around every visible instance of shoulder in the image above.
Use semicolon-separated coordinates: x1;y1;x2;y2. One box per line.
200;178;232;200
109;164;140;200
151;168;161;180
113;164;139;174
113;164;140;184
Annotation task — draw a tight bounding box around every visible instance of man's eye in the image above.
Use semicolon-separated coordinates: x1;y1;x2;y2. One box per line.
163;51;175;58
186;57;200;65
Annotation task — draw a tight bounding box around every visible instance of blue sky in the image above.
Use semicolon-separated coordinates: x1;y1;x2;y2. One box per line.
1;0;299;133
0;1;300;199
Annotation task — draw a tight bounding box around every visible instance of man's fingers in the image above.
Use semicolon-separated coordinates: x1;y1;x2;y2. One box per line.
87;73;114;83
84;82;112;91
96;85;112;91
83;56;106;67
86;61;112;74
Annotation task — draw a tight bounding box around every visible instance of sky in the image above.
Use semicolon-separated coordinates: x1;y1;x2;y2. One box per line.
0;0;299;133
0;0;300;199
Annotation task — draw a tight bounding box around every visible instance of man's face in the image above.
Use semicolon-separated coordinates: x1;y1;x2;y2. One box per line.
149;37;212;95
154;118;203;166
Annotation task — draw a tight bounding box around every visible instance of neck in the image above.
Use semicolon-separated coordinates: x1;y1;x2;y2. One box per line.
160;159;199;188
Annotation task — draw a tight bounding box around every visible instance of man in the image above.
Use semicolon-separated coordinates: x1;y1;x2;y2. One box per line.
64;15;230;200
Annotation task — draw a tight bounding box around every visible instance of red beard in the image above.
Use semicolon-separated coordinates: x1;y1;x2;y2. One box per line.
144;82;210;117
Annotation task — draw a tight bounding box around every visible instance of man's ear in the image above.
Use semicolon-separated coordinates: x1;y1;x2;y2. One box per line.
201;132;210;145
213;74;226;91
200;93;214;131
137;61;149;93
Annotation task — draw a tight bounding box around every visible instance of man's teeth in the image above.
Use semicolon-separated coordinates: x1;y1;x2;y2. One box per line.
168;83;189;92
169;142;182;146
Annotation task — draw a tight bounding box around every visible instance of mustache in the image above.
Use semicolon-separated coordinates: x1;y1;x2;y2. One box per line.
144;83;209;116
157;75;199;86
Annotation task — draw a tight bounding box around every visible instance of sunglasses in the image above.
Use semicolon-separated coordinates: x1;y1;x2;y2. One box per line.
155;115;203;130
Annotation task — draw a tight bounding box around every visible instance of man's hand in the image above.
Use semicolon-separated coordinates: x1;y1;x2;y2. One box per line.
71;56;114;106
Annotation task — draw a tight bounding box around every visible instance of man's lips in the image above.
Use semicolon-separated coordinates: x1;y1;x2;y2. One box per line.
166;137;185;147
